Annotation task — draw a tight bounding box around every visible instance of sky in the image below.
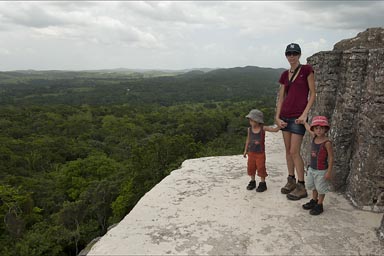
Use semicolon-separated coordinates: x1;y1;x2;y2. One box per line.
0;1;383;71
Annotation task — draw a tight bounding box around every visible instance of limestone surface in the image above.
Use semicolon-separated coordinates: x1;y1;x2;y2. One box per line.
87;132;383;255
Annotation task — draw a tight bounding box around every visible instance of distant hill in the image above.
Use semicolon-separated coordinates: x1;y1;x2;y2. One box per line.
80;67;216;75
1;68;215;80
120;66;284;105
0;66;284;106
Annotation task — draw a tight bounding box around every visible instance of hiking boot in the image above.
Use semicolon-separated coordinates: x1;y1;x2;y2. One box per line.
281;176;296;194
310;203;324;215
246;180;256;190
287;182;308;200
256;182;267;192
302;199;318;210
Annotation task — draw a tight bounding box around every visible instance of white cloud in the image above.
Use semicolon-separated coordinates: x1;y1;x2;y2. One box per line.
290;1;384;30
0;1;382;70
0;48;11;56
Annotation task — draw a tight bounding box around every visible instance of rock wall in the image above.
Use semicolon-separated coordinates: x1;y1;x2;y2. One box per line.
303;28;384;213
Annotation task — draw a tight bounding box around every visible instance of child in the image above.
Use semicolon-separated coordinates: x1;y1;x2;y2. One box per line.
302;116;334;215
243;109;280;192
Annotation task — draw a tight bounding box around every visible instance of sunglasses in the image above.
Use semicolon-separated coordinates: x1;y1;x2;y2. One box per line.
285;52;300;57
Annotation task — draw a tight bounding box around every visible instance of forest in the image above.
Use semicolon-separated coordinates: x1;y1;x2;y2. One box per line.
0;66;282;255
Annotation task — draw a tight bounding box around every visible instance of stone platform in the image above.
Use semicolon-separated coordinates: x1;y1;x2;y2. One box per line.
87;132;383;255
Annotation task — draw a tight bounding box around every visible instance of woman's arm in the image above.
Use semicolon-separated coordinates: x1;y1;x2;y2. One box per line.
296;72;316;124
275;84;288;128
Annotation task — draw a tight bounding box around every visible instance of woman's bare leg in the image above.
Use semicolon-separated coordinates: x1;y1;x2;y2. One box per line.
289;133;304;181
282;131;295;176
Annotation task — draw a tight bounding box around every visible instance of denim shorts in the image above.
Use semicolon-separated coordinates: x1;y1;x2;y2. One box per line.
280;117;306;135
306;167;330;194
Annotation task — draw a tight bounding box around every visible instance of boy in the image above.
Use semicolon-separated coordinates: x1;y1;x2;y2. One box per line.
302;116;334;215
243;109;280;192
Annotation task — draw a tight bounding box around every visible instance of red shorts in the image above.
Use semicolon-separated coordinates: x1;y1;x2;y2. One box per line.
247;152;267;178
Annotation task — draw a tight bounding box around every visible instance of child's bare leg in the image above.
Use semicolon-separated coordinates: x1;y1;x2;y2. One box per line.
247;175;256;190
312;190;318;200
256;176;267;192
317;194;325;204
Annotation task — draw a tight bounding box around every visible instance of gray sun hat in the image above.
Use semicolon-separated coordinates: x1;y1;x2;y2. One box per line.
245;109;264;124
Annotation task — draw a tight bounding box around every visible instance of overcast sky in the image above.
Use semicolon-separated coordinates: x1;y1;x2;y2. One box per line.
0;1;383;71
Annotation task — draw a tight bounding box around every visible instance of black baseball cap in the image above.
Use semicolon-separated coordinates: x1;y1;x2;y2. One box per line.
285;43;301;54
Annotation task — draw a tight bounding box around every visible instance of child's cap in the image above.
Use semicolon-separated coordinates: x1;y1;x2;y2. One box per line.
310;116;330;131
245;109;264;124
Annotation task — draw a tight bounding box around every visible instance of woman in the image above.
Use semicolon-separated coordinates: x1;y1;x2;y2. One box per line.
275;43;316;200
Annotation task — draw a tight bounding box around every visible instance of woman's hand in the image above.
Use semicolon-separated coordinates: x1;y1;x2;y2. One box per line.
295;114;307;124
275;117;288;128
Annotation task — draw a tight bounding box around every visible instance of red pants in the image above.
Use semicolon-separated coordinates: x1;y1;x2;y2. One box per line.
247;152;267;178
